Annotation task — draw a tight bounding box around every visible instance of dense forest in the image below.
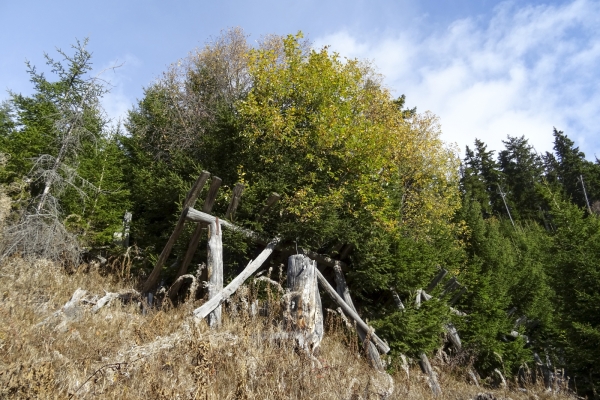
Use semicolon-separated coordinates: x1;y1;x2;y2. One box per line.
1;30;599;396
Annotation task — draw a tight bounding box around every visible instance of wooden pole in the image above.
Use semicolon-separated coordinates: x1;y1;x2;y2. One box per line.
207;218;223;328
333;262;384;370
286;255;324;353
315;269;390;354
193;238;280;320
419;353;442;396
258;192;281;219
142;172;210;293
170;174;219;298
426;269;448;292
225;183;245;220
579;175;592;214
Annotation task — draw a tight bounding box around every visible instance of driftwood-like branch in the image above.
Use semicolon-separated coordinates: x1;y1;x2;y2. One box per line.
255;276;284;293
207;218;223;327
193;238;280;320
420;352;442;396
334;263;384;370
391;288;405;310
225;183;244;220
315;269;390;354
258;192;281;218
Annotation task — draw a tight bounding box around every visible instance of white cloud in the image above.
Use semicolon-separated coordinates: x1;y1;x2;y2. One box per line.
315;0;600;159
96;54;142;127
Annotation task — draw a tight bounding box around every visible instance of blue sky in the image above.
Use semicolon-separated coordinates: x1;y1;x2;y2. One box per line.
1;0;598;159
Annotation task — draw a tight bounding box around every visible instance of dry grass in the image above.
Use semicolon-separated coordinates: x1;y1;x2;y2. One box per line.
0;257;579;399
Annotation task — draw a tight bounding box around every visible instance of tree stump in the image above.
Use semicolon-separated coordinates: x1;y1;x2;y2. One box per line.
286;254;323;353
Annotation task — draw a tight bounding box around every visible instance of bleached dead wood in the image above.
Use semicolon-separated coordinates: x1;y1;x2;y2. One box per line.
255;276;284;293
91;289;143;314
37;288;87;327
494;368;507;388
333;262;384;371
207;218;223;327
258;192;281;219
415;289;422;309
390;288;405;310
193;238;280;320
420;352;442;396
92;292;119;313
315;269;390;354
286;255;323;353
445;323;462;350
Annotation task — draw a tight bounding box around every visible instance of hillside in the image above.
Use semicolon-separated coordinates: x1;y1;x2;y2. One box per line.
0;256;577;399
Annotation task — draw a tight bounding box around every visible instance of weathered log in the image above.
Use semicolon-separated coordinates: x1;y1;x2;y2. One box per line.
334;262;384;370
202;176;223;211
446;322;462;350
449;286;466;306
426;268;448;292
186;208;347;269
258;192;281;218
142;172;210;293
122;211;132;248
468;368;480;387
390;288;405;310
421;290;433;301
166;274;197;300
415;289;423;309
419;352;442;396
494;368;507;388
225;183;244;220
315;269;390;354
142;208;190;293
207;218;223;328
286;255;323;353
170;173;216;296
441;277;459;297
193;238;280;320
255;276;284;293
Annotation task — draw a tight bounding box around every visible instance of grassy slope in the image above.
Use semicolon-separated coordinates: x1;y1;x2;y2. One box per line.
0;257;576;399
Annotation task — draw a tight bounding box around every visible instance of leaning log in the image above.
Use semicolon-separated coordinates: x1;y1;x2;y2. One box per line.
315;269;390;354
286;255;323;353
334;262;384;370
193;238;280;320
142;172;209;293
420;352;442;396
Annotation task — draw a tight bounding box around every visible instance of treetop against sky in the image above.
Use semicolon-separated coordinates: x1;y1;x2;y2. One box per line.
1;0;598;158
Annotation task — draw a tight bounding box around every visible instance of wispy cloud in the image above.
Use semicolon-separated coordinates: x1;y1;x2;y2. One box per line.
315;0;600;159
96;54;142;127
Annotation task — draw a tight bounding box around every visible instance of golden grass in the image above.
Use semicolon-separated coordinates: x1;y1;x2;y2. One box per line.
0;257;579;399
